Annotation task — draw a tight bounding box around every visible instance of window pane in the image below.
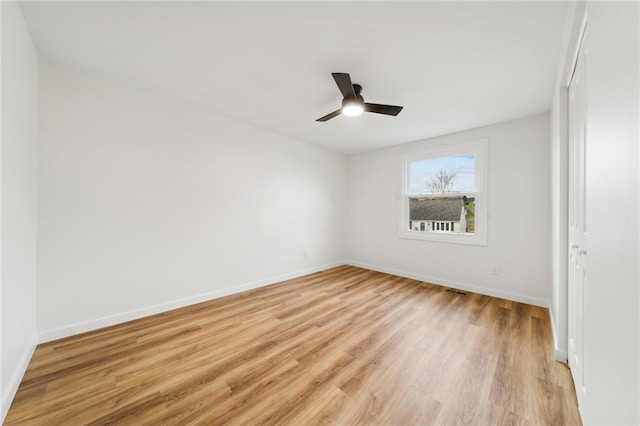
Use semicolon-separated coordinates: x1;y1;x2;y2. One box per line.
408;196;475;234
408;154;475;196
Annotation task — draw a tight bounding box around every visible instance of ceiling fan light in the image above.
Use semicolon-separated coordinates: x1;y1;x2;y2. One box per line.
342;103;364;117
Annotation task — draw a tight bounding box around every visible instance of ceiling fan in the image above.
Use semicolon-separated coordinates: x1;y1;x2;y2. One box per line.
316;73;404;122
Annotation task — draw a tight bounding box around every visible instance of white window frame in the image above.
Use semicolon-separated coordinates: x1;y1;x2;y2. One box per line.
399;138;488;246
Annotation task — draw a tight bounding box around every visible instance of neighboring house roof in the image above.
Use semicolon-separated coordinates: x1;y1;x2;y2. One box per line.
410;197;464;222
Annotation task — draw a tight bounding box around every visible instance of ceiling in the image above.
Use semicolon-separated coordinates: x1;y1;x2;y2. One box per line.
19;1;568;155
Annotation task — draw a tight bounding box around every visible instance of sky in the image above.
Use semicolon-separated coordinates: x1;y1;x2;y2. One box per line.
408;154;475;195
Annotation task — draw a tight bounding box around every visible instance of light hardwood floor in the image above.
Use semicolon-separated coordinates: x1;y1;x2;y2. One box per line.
5;266;582;425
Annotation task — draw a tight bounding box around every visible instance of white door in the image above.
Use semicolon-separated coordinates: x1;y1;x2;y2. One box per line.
568;27;588;408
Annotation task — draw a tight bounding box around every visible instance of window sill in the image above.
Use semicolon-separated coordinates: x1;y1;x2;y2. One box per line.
399;230;487;246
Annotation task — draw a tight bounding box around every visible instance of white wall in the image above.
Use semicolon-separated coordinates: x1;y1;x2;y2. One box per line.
0;1;39;421
346;114;551;307
37;62;347;340
551;1;639;424
580;2;639;424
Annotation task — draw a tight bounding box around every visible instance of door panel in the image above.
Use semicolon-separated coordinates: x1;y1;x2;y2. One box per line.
568;27;588;408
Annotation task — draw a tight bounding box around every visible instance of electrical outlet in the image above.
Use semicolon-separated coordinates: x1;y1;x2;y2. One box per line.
303;250;309;259
490;264;500;275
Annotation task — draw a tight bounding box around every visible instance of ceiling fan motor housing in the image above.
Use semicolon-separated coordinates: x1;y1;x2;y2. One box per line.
342;84;364;113
342;93;364;108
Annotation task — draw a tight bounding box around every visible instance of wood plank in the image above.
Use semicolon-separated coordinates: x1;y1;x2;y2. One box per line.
4;266;582;425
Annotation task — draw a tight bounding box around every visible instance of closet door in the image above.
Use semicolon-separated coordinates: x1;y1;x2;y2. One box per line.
567;27;588;409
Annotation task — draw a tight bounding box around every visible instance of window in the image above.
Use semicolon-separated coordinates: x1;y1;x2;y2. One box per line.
399;139;488;245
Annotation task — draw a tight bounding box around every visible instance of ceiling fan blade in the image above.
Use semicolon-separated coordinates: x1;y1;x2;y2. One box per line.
316;108;342;122
332;73;356;99
364;103;404;116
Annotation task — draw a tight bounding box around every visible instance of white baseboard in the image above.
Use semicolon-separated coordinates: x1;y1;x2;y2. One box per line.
1;335;38;424
554;348;568;362
346;260;549;308
38;262;344;343
38;261;551;343
549;309;568;362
